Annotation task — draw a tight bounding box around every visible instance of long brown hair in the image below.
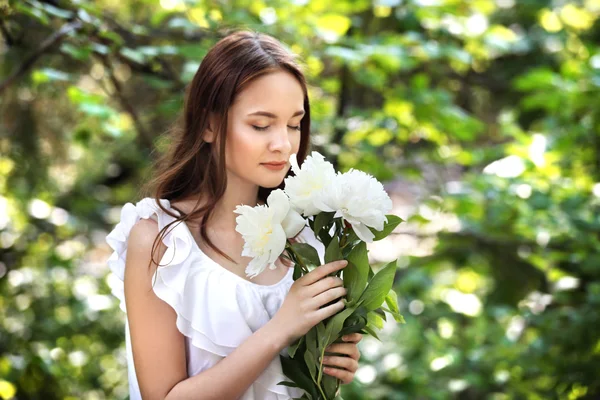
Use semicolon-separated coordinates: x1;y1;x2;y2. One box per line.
139;29;311;271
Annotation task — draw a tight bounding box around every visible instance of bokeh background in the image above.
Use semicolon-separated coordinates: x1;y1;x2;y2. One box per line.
2;0;600;399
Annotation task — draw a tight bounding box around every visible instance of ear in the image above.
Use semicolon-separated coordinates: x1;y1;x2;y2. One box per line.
203;112;218;143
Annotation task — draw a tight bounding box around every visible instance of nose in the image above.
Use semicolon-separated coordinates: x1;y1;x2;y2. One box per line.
268;126;293;154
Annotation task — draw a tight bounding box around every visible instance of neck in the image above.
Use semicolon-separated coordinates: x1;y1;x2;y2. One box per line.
208;171;262;233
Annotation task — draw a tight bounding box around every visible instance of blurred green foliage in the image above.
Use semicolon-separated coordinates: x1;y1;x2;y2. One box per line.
1;0;600;399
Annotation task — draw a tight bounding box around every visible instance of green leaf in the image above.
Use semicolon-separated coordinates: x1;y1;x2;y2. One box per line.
344;242;369;304
60;43;93;61
322;373;340;399
304;349;318;384
306;327;318;359
314;212;335;238
15;3;50;25
385;288;400;314
120;47;146;64
98;30;125;47
381;306;406;324
277;380;300;388
370;215;403;241
324;235;342;264
358;260;397;312
291;243;322;267
367;310;385;330
293;263;303;281
339;306;368;337
287;336;304;358
317;226;333;249
40;3;74;19
362;325;381;340
322;306;357;348
316;322;326;350
280;354;319;399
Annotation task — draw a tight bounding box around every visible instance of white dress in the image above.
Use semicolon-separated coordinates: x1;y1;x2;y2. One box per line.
106;197;323;400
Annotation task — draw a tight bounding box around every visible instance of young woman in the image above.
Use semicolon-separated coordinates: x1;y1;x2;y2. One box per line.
106;30;363;399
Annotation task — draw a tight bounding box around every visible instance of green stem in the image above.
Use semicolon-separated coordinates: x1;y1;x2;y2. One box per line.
285;242;309;274
316;346;326;386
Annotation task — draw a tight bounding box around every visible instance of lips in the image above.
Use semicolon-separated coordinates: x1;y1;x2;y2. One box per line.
261;162;287;171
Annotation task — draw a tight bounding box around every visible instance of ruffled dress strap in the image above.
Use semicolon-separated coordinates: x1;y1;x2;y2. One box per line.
105;198;195;313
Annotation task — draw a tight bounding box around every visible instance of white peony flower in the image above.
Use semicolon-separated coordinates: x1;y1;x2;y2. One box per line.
234;189;306;278
314;169;392;243
284;151;337;216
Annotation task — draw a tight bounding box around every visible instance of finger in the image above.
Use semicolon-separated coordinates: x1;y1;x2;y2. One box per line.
320;355;358;373
310;286;346;309
307;276;344;297
342;333;363;343
302;260;347;286
324;343;360;360
323;366;354;385
314;298;345;321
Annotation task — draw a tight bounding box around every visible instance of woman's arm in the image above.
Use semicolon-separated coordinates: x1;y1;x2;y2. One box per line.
125;219;290;400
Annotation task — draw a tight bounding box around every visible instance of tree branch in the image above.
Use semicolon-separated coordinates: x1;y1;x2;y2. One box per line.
97;54;154;150
0;20;82;95
0;19;14;46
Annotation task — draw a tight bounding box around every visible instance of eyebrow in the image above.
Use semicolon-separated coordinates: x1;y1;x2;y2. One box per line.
248;110;305;119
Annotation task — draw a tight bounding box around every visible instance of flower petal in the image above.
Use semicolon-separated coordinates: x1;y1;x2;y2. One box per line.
267;189;290;223
282;208;306;238
351;222;375;243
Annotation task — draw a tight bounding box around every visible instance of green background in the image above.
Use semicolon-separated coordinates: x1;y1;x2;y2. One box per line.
1;0;600;398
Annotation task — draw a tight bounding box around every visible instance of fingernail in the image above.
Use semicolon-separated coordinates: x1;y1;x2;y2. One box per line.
342;335;348;341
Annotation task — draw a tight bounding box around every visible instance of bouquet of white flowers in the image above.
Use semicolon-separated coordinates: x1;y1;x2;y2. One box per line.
234;152;405;400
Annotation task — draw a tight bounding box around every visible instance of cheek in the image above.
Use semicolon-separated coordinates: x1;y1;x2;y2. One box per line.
226;127;263;165
291;133;302;153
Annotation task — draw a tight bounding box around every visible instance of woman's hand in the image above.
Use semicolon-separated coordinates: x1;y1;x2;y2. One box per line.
320;333;363;384
271;260;349;345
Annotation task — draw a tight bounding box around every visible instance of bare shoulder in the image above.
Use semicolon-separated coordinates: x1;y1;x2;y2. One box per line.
127;218;168;265
124;217;188;397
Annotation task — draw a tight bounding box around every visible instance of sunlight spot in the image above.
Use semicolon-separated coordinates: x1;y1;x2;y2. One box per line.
496;0;515;8
555;276;579;291
87;295;113;311
356;365;377;384
382;353;402;369
441;289;482;316
259;7;277;25
50;207;69;226
438;318;455;339
361;337;382;358
515;184;532;199
529;133;546;166
449;379;468;391
483;155;525;178
465;14;488;36
495;370;510;383
409;299;424;315
69;351;88;367
28;198;52;219
506;315;525;341
0;380;16;400
430;354;453;371
536;230;550;247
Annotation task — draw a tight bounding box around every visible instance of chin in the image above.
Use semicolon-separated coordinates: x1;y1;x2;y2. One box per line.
258;178;286;189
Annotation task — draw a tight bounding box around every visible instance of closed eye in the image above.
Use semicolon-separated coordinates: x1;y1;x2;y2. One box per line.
252;125;301;132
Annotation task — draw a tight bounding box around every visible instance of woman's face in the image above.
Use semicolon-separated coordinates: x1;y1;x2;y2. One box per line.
224;70;305;189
